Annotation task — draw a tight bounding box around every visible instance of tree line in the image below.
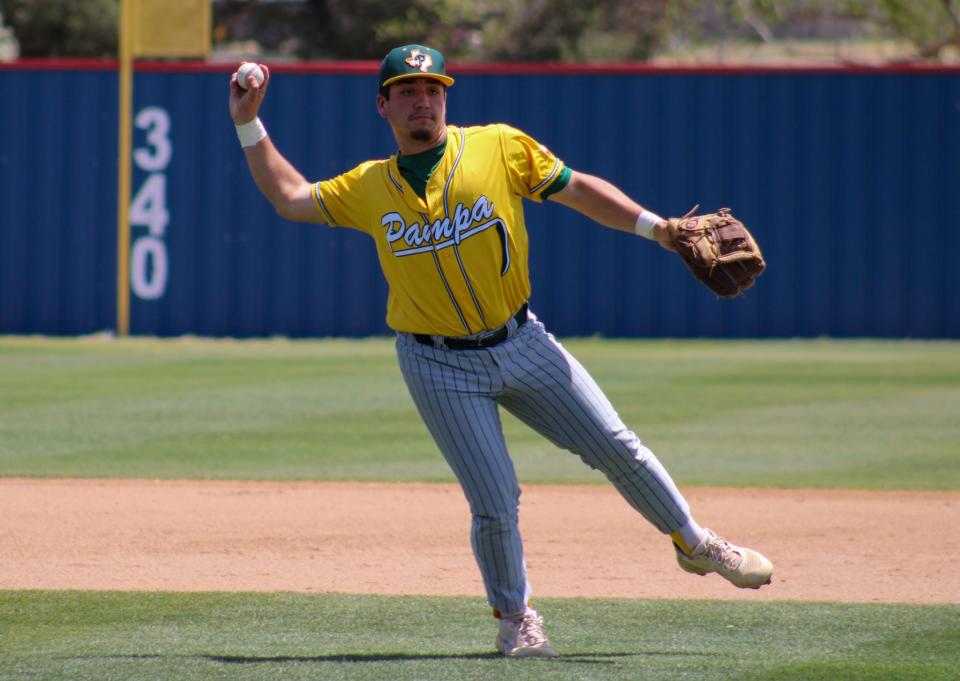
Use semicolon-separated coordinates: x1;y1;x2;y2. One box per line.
1;0;957;62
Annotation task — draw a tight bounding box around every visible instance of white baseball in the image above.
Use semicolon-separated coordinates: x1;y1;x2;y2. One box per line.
236;62;264;90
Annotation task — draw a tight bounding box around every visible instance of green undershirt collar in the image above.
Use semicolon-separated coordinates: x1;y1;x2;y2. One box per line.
396;138;573;200
397;140;447;199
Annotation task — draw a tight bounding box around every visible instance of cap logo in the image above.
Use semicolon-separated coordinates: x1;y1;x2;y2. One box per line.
404;49;433;73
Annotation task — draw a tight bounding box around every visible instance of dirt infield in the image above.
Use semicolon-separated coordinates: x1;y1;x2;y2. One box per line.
1;479;956;604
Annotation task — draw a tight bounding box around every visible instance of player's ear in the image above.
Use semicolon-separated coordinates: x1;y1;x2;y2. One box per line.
376;94;388;118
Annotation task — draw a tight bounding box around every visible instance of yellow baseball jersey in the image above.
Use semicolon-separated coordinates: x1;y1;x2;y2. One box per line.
312;124;566;336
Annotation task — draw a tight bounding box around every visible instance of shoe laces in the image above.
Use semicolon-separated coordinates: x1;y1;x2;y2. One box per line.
517;612;549;647
705;535;744;570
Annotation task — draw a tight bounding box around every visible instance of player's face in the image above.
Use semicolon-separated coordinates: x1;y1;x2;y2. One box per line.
377;78;447;149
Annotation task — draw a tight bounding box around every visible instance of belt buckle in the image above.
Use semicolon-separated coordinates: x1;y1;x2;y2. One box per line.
477;327;506;348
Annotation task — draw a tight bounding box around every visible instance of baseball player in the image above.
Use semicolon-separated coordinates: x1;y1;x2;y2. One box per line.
230;44;773;658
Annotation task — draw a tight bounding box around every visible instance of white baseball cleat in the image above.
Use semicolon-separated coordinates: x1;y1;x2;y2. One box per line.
675;529;774;589
495;607;558;658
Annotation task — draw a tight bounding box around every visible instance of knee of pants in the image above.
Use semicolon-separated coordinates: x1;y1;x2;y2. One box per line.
461;481;521;520
472;512;519;537
573;428;647;474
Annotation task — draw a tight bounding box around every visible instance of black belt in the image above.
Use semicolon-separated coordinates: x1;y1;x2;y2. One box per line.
414;304;528;350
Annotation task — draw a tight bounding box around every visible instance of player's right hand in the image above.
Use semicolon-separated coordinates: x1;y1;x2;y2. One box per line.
229;63;270;125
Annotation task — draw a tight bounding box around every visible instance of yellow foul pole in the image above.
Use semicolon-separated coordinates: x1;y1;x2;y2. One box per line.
116;0;134;337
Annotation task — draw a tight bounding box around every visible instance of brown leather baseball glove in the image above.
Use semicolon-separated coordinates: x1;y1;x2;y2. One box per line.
665;206;766;298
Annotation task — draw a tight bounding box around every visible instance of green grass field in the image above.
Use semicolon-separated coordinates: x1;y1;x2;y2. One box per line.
2;337;958;680
1;337;958;488
2;592;958;681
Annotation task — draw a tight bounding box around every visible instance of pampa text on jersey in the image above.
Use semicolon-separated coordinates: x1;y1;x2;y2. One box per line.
382;195;501;257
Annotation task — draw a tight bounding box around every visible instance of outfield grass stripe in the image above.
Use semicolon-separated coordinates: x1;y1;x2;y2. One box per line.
1;592;957;681
1;337;958;489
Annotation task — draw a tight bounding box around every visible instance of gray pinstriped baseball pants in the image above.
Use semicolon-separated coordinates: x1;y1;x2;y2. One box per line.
396;312;692;615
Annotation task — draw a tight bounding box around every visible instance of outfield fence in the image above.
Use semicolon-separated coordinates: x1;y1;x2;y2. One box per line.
1;61;957;338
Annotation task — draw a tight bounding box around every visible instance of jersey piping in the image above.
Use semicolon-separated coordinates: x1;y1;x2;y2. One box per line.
422;218;471;334
530;156;562;195
313;183;336;224
387;166;405;193
442;129;490;330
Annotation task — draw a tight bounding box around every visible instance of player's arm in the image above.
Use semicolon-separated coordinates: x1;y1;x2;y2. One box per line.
548;170;674;251
229;64;324;223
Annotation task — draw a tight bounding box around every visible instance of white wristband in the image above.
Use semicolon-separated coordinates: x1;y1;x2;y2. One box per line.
236;117;267;148
634;209;663;239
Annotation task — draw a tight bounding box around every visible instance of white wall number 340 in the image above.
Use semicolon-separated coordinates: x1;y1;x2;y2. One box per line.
130;107;171;301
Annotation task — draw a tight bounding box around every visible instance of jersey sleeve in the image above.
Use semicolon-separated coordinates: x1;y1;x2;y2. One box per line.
311;162;374;232
499;124;567;203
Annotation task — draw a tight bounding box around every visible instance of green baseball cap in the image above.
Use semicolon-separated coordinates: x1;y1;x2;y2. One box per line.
379;45;455;89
